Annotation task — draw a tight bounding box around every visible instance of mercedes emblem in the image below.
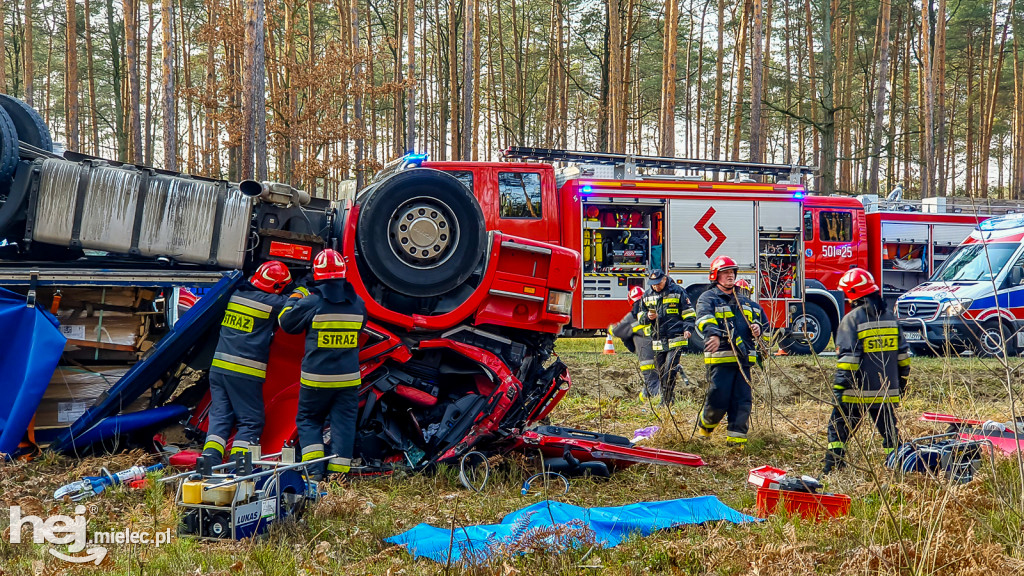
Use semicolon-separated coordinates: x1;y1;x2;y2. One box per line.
908;304;917;317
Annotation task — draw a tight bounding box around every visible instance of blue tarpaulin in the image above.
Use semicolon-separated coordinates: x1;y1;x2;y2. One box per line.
0;288;65;456
386;495;758;563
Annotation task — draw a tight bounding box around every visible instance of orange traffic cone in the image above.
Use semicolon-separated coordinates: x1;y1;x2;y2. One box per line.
603;328;616;354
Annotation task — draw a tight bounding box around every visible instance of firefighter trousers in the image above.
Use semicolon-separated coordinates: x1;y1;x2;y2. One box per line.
642;346;683;404
826;401;899;459
203;371;265;459
296;385;359;477
698;362;752;444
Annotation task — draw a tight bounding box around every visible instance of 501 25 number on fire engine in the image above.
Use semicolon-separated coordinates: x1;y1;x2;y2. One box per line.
821;245;853;259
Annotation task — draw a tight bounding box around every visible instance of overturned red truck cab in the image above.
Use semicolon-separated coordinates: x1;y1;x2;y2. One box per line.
0;96;702;472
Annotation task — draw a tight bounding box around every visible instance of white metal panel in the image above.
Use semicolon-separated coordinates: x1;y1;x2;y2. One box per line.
931;224;975;247
667;199;756;269
881;222;929;243
757;201;802;232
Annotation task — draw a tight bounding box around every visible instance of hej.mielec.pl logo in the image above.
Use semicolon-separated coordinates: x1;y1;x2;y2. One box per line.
9;504;173;565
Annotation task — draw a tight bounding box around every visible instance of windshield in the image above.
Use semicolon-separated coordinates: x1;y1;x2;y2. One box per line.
931;243;1020;282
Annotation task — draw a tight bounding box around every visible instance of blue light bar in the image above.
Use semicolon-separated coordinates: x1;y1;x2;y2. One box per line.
404;153;429;166
581;185;593;194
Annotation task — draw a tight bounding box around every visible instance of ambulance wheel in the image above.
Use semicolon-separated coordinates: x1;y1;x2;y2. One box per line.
0;94;53;152
976;320;1017;358
357;168;486;298
782;302;831;355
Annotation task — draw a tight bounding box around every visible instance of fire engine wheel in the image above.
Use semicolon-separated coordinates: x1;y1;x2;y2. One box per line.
357;168;486;298
782;302;831;355
976;320;1017;358
0;106;18;182
0;94;53;152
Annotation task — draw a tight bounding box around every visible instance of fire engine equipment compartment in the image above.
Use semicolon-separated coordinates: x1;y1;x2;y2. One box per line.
581;200;664;301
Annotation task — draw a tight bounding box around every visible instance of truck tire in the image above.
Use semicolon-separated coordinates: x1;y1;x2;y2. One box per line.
0;106;18;181
356;168;486;298
0;94;53;152
783;301;832;355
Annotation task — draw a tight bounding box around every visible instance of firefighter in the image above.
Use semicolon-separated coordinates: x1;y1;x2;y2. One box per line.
822;268;910;475
610;285;647;354
695;256;762;445
637;269;695;404
202;260;293;460
279;248;367;481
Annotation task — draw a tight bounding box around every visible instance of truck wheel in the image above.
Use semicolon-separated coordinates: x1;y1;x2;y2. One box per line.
0;94;53;152
783;302;832;355
0;107;18;181
357;168;486;298
976;320;1017;358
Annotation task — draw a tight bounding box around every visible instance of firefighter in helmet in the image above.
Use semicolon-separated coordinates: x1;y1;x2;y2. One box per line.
279;249;367;481
695;256;763;445
203;260;293;460
637;269;695;404
610;285;649;355
822;268;910;475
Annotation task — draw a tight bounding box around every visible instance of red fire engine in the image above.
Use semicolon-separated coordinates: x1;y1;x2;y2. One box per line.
427;147;1024;354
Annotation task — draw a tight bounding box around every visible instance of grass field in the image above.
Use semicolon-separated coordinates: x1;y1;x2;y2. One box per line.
3;338;1024;575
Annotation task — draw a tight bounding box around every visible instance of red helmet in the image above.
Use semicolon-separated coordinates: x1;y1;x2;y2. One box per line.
628;286;644;302
313;248;347;281
735;279;752;290
838;268;879;300
250;260;292;294
708;255;739;282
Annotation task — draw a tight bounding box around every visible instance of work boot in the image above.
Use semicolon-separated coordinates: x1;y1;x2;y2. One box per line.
821;451;846;476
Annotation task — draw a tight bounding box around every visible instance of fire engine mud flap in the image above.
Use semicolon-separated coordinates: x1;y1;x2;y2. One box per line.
521;426;705;469
51;271;243;455
0;288;65;456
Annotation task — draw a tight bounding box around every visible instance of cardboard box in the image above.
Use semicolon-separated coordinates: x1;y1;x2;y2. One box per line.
34;366;150;429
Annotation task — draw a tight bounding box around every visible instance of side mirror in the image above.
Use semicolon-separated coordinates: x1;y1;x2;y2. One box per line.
1011;265;1024;286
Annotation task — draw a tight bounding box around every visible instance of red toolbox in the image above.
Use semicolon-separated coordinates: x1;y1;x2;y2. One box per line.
756;487;851;520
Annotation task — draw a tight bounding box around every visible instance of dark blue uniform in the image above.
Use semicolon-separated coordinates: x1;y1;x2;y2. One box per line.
279;279;367;477
636;279;695;404
203;282;289;458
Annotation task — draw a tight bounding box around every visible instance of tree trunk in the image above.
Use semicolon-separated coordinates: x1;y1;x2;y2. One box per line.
241;0;266;179
0;1;6;93
461;0;475;158
712;0;724;160
124;0;143;163
730;0;749;161
352;0;365;188
933;0;946;196
65;0;79;151
659;0;679;157
24;0;34;106
919;0;934;197
84;0;100;154
144;0;154;165
608;0;624;152
406;0;415;152
820;0;836;196
156;0;175;169
749;0;762;163
868;0;891;197
805;0;819;188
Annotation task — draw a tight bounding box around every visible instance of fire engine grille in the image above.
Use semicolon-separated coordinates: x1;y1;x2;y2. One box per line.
897;301;939;321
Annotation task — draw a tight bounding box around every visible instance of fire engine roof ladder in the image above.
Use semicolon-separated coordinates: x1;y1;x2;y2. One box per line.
503;146;815;183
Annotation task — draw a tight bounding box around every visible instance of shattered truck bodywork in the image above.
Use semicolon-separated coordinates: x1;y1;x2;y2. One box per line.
0;95;703;471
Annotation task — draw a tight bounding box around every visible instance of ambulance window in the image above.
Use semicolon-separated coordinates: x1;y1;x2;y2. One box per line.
447;170;474;192
498;172;542;219
819;211;852;242
803;210;813;241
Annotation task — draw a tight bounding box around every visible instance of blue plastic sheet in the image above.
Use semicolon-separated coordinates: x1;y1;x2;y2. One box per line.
386;495;758;563
0;288;65;456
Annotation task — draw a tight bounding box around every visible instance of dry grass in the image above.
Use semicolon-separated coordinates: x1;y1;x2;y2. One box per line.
3;341;1024;575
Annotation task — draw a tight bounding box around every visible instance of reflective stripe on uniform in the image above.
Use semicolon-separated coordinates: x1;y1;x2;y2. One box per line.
714;306;735;319
204;434;226;455
669;336;687;348
211;359;267;379
725;436;748;444
632;322;646;333
311;313;364;330
897;353;911;367
704;350;738;364
841;394;900;404
230;441;250;455
302;443;325;461
681;309;696;319
300;371;361;388
699;415;718;429
327;457;352;473
827;441;845;450
639;360;656;371
697;315;717;331
228;295;273;317
836;354;860;371
214;352;268;372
